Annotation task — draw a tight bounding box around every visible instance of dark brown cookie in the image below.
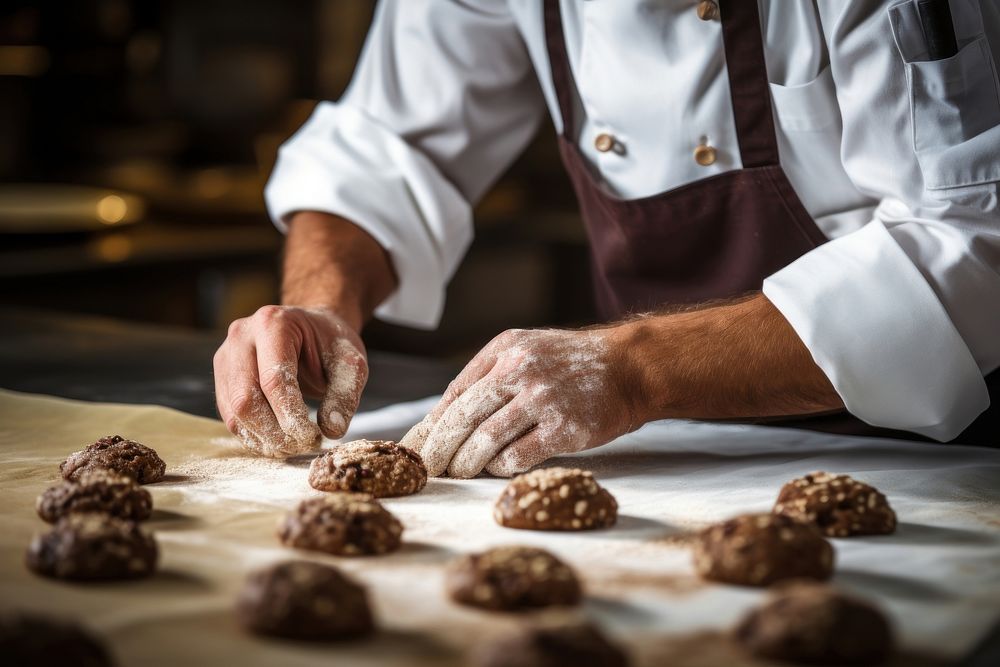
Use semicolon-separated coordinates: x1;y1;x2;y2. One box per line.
308;440;427;498
494;467;617;531
236;560;374;641
36;470;153;523
0;612;114;667
693;513;834;587
471;620;630;667
278;493;403;556
25;514;158;581
60;435;166;484
733;581;894;665
446;546;582;612
774;471;897;537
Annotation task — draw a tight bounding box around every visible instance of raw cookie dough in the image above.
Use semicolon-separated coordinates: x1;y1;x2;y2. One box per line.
25;514;158;581
493;467;617;531
693;513;834;587
308;439;427;498
733;581;894;665
471;620;630;667
278;493;403;556
37;469;153;523
60;435;166;484
446;546;582;612
236;560;374;641
0;611;114;667
774;471;897;537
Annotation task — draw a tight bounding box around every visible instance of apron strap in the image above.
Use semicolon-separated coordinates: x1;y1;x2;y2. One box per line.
543;0;576;138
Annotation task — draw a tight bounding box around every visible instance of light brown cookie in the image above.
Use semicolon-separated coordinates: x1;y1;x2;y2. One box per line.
693;513;834;587
25;514;158;581
308;440;427;498
471;619;630;667
446;546;582;612
36;469;153;523
774;471;897;537
493;468;617;531
60;435;166;484
278;493;403;556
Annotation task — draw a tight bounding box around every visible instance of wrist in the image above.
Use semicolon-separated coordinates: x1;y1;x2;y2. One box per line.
606;316;680;426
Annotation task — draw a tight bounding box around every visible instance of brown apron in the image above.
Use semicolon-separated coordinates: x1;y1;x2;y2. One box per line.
542;0;998;446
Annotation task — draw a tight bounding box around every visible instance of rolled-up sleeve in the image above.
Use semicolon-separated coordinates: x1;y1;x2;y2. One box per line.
265;0;546;329
764;0;1000;441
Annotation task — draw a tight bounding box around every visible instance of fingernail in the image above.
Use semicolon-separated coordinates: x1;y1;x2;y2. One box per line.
327;411;347;434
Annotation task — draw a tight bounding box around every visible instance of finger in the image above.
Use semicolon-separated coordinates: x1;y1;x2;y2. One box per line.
318;338;368;439
213;345;233;429
446;401;536;479
420;378;513;477
484;429;554;478
257;337;321;454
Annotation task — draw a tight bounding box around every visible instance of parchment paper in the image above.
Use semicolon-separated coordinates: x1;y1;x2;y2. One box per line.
1;388;998;666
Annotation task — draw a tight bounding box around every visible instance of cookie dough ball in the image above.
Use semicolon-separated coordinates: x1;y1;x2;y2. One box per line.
494;468;617;531
0;612;114;667
733;582;894;665
308;440;427;498
693;513;834;587
60;435;166;484
36;470;153;523
446;546;582;612
236;560;374;641
278;494;403;556
25;514;158;581
774;471;897;537
472;620;629;667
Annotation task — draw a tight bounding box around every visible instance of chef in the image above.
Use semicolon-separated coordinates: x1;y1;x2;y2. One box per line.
213;0;1000;475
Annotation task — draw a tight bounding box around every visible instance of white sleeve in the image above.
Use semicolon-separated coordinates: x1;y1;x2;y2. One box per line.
265;0;546;329
763;0;1000;441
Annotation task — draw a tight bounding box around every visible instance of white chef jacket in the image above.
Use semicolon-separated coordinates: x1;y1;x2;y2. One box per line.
265;0;1000;442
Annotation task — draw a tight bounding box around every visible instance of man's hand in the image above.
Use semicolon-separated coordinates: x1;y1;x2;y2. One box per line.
213;306;368;457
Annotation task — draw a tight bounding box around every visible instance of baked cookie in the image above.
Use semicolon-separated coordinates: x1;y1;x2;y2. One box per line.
733;582;894;665
446;546;582;612
471;620;630;667
774;471;897;537
37;469;153;523
236;560;374;641
0;612;114;667
693;513;834;587
25;514;158;581
278;494;403;556
60;435;166;484
308;440;427;498
494;468;617;531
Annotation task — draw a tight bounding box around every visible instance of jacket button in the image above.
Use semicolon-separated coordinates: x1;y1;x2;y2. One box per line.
696;0;719;21
694;143;717;166
594;133;616;153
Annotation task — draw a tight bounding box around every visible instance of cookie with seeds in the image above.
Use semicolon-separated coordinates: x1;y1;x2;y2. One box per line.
472;619;629;667
693;513;834;587
236;560;374;640
733;581;894;665
446;546;582;612
308;440;427;498
37;469;153;523
774;471;896;537
25;514;158;581
494;467;617;531
278;493;403;556
0;612;114;667
60;435;166;484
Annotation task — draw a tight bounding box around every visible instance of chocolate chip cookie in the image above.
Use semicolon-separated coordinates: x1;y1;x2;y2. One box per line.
37;470;153;523
60;435;166;484
0;612;114;667
471;620;630;667
446;546;582;612
308;440;427;498
278;494;403;556
494;468;617;531
25;514;158;581
774;471;897;537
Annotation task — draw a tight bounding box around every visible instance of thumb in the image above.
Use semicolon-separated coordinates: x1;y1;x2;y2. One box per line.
318;338;369;439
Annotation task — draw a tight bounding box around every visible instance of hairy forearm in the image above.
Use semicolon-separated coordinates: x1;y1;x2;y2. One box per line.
282;212;397;332
615;293;843;423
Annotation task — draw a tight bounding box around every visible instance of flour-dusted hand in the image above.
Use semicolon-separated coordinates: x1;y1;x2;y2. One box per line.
401;328;638;478
213;306;368;457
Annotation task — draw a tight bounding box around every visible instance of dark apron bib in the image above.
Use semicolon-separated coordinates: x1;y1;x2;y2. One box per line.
542;0;998;446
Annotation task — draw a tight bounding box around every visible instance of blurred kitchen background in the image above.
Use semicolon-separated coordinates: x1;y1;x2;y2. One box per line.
0;0;594;360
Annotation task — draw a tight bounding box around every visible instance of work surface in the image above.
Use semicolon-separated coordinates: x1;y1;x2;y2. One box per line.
1;389;999;666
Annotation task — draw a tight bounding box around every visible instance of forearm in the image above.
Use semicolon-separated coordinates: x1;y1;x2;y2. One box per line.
282;212;397;332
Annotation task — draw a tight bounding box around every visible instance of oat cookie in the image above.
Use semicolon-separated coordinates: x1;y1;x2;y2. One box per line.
60;435;166;484
693;513;834;587
308;439;427;498
37;470;153;523
471;619;630;667
774;471;897;537
25;514;158;581
446;546;582;612
0;612;114;667
278;493;403;556
494;467;617;531
236;560;373;640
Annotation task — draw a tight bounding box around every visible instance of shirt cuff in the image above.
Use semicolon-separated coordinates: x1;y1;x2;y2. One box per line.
762;220;989;441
